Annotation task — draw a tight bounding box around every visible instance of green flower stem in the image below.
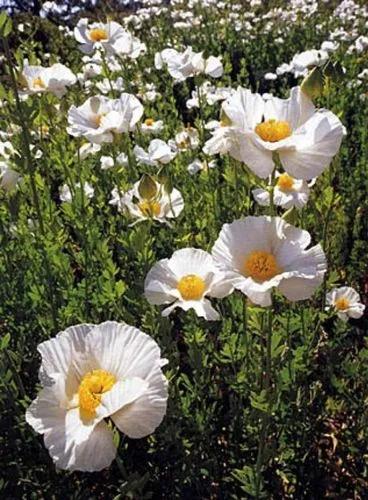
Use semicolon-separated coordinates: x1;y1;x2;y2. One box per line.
2;35;59;330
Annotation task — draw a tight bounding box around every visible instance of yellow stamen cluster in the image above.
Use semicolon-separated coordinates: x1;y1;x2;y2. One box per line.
144;118;155;126
78;369;116;419
243;250;280;282
335;297;350;311
255;119;292;143
32;77;46;89
92;114;104;128
177;274;206;300
88;28;108;42
138;199;161;217
277;173;294;191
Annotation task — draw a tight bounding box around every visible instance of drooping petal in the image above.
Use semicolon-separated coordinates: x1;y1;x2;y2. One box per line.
279;110;345;180
112;367;168;439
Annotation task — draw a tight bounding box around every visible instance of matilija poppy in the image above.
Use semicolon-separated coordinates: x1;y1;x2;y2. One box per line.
326;286;365;321
67;94;143;144
26;322;168;472
204;86;345;179
144;248;233;320
212;216;327;306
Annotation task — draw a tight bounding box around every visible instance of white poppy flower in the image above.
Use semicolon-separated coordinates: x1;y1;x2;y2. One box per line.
78;143;101;160
216;86;345;179
20;63;76;98
67;94;143;144
26;321;168;471
59;182;94;203
212;216;327;306
141;118;164;134
74;19;127;55
134;139;176;166
111;31;146;59
169;127;200;152
145;248;233;320
100;155;114;170
109;180;184;225
156;47;223;81
252;171;314;209
291;49;328;72
326;286;365;321
187;158;217;175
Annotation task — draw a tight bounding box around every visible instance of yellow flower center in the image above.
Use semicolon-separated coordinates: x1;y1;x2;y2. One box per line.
88;28;108;42
138;199;161;217
144;118;155;126
78;369;116;419
277;173;294;191
242;250;280;282
32;76;46;89
255;119;292;143
335;297;350;311
92;114;104;128
177;274;206;300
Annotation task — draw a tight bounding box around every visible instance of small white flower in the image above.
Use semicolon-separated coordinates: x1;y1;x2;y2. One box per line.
264;72;277;81
141;118;164;134
170;127;200;152
252;172;314;209
59;182;94;203
187;158;217;175
20;63;76;98
109;179;184;226
100;156;114;170
326;286;365;321
26;321;168;471
212;216;327;306
116;152;129;166
134;139;176;166
291;49;328;72
74;19;126;55
78;143;101;160
156;47;223;81
67;94;143;144
145;248;233;320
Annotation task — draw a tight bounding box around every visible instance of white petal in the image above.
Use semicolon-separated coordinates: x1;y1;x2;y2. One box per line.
279;111;345;179
278;273;324;301
46;420;116;472
85;321;166;381
112;367;168;438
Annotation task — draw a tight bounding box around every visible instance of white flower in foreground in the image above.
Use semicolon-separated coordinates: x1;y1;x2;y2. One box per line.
326;286;365;321
213;86;345;179
141;118;164;134
67;94;143;144
134;139;176;166
155;47;223;81
109;180;184;225
212;216;327;306
145;248;233;320
26;321;168;471
60;182;94;203
252;172;314;209
74;19;126;55
20;63;76;98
